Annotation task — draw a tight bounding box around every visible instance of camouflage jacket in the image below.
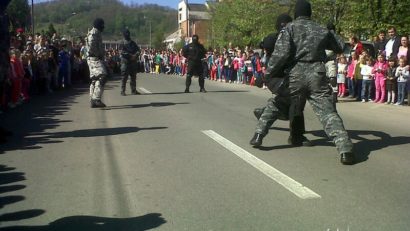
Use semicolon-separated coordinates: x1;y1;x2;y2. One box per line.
86;27;105;60
265;16;344;81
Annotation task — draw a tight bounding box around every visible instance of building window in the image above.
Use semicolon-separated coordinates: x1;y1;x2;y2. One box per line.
179;14;182;20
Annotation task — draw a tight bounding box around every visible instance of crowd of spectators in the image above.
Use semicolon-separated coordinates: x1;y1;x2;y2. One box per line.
2;25;409;117
1;29;89;112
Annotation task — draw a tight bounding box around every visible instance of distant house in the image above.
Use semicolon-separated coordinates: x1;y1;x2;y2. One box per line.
164;0;212;50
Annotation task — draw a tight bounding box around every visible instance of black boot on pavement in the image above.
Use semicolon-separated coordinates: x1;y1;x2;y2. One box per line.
340;152;355;165
250;133;264;147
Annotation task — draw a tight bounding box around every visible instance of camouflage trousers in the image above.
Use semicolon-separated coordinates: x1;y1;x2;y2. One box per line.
255;94;290;136
289;63;353;154
87;58;107;101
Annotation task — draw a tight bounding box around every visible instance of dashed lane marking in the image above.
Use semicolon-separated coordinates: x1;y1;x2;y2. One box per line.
202;130;321;199
139;87;152;94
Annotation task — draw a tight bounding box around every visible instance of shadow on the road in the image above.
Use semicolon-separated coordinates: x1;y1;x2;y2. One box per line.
0;84;90;154
103;102;189;110
0;164;44;223
148;90;249;95
262;127;410;164
0;213;167;231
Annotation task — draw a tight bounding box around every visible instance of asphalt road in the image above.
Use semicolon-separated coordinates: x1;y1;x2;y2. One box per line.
1;73;410;231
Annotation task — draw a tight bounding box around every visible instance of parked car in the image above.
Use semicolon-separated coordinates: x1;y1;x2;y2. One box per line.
343;41;376;59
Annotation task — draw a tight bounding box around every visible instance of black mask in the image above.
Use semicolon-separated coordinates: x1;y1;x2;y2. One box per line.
275;13;292;31
93;18;105;32
122;29;130;40
294;0;312;19
192;35;199;44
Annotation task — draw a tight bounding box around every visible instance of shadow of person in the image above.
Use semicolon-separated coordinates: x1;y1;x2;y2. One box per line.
264;127;410;164
303;129;410;164
148;90;249;95
0;213;166;231
103;102;189;110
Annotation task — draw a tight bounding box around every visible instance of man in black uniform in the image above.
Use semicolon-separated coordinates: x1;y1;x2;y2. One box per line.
250;13;311;148
265;0;355;165
120;29;141;96
182;34;207;93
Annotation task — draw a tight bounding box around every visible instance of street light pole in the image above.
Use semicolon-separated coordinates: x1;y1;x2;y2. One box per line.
31;0;34;36
149;20;152;49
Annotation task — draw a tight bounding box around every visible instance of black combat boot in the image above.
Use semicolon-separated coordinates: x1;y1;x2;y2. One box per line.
121;91;126;96
250;133;264;147
288;135;313;147
131;90;141;95
340;152;355;165
93;100;106;108
253;108;263;120
184;88;190;93
200;88;207;93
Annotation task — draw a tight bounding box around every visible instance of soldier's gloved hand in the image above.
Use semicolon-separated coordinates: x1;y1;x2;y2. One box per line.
255;77;264;88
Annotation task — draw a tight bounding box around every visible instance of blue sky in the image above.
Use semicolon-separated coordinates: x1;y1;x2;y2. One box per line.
33;0;206;9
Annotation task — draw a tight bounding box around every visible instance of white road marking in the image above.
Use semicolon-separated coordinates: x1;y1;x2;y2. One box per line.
139;87;152;94
202;130;321;199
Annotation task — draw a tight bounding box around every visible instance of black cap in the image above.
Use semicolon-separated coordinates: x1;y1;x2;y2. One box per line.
294;0;312;19
275;13;292;31
93;18;105;31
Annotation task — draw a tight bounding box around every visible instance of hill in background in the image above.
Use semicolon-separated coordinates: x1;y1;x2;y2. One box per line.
34;0;178;47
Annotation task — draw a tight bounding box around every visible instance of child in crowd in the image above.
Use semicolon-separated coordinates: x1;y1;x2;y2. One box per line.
337;55;348;97
372;54;388;103
360;57;374;102
354;54;366;100
21;51;32;102
9;49;24;108
385;57;397;104
346;52;358;97
395;57;409;105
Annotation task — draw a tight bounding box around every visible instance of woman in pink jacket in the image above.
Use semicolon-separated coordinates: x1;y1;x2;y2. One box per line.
372;54;388;103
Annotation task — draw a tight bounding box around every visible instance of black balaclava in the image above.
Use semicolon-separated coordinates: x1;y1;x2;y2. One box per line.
192;34;199;44
0;0;12;13
122;28;130;41
262;35;276;55
93;18;105;32
294;0;312;19
275;13;293;31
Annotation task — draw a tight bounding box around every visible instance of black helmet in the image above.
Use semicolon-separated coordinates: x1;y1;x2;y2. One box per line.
93;18;105;32
294;0;312;19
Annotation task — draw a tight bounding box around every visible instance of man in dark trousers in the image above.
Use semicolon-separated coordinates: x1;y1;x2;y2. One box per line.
182;34;207;93
120;28;141;96
264;0;355;165
251;13;312;148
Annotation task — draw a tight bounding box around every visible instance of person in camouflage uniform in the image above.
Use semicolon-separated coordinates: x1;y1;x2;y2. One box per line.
182;34;207;93
86;18;107;108
250;13;312;148
120;28;141;96
264;0;355;165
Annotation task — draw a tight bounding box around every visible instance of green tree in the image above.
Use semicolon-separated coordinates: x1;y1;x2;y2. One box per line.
6;0;30;33
47;23;57;36
210;0;284;48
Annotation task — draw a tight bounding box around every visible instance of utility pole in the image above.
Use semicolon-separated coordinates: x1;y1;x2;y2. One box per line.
31;0;34;36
